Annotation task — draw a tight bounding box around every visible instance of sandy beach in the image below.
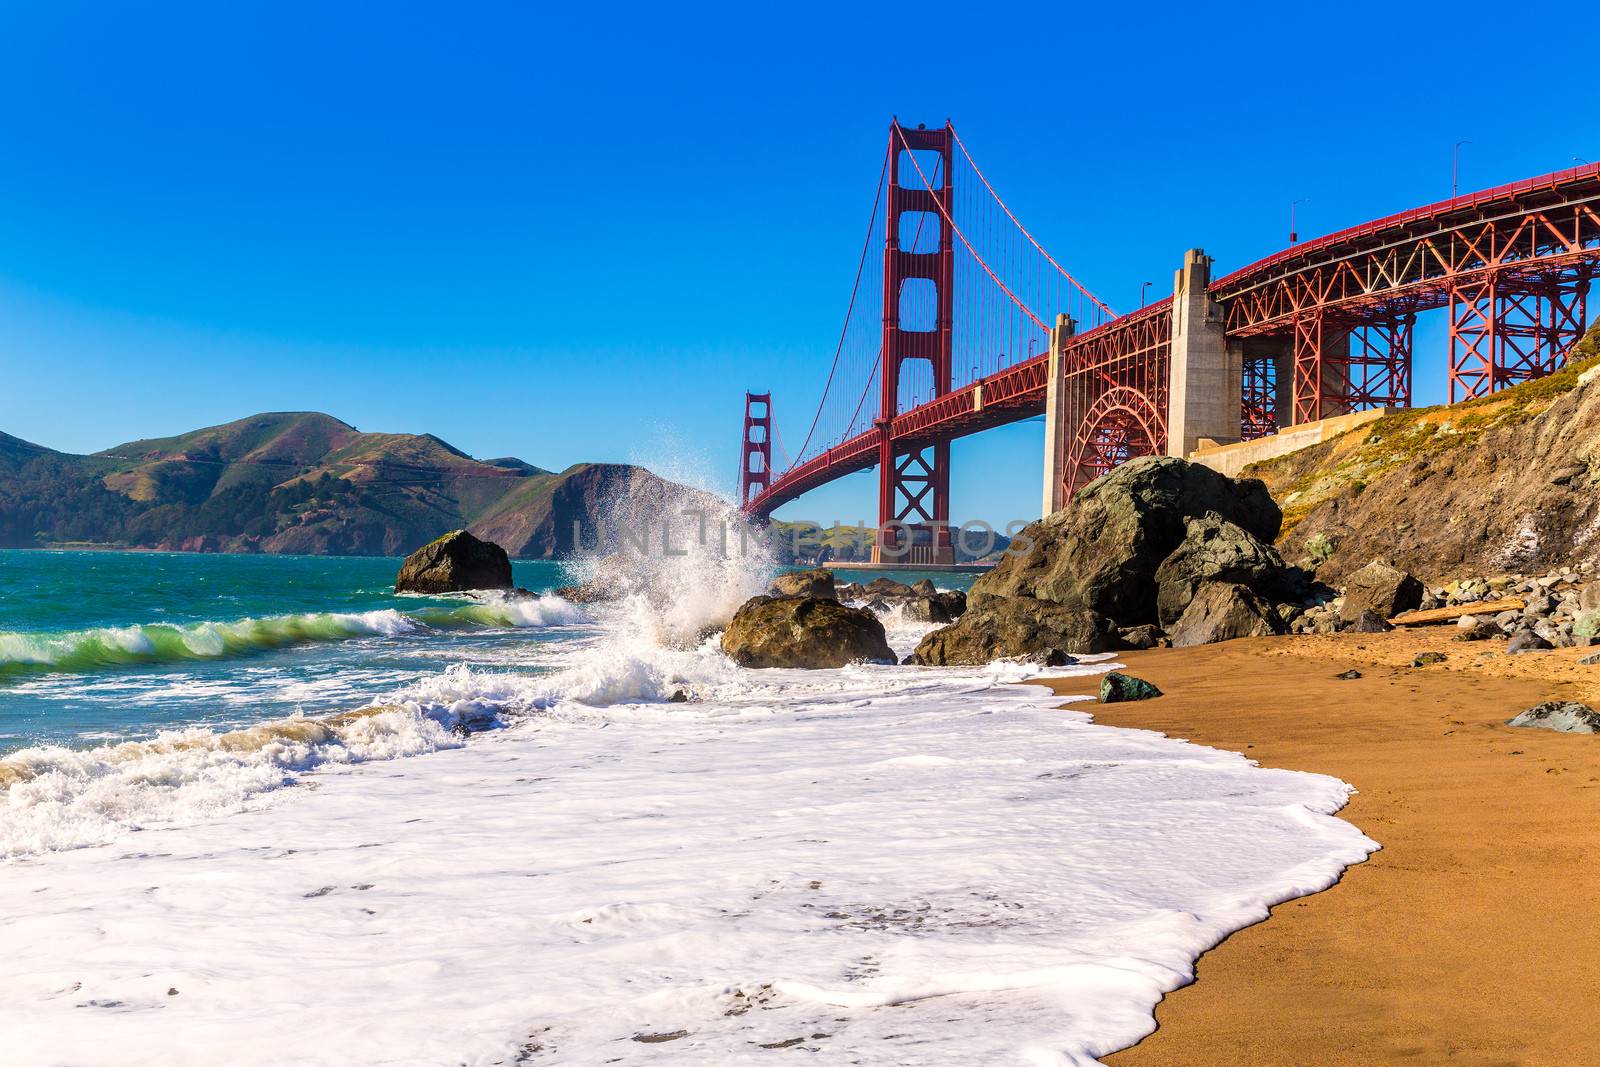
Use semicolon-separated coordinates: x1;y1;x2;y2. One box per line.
1049;631;1600;1066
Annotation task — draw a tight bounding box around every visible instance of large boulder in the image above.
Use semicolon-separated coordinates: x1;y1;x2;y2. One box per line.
914;457;1295;663
721;596;894;668
913;592;1119;664
395;530;513;593
1340;560;1424;623
1154;512;1292;628
1168;582;1286;647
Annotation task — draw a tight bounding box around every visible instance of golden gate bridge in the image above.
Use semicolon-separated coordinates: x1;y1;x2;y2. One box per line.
739;120;1600;564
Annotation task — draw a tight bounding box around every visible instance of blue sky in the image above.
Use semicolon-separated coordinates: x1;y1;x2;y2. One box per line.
1;1;1594;526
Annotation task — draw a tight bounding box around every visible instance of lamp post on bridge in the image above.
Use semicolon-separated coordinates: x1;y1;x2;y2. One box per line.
1453;140;1473;198
1290;198;1309;245
1139;281;1153;306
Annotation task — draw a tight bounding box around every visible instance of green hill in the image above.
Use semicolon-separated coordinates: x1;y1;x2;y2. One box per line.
0;412;714;558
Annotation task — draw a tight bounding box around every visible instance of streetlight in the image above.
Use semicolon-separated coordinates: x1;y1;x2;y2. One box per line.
1139;281;1153;306
1290;198;1310;245
1577;156;1591;167
1453;140;1473;198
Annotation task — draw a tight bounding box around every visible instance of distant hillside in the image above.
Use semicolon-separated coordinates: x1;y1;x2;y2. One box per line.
1250;322;1600;582
0;412;715;558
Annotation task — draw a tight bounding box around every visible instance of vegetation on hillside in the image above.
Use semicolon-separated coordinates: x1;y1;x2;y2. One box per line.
0;412;698;557
1249;320;1600;536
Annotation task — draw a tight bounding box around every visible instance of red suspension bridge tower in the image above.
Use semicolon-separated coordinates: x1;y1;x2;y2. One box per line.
876;122;955;564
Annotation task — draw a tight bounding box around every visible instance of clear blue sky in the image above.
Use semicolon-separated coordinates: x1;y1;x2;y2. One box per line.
2;1;1594;527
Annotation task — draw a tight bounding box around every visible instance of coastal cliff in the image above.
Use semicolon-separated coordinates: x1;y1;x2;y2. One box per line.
0;411;711;558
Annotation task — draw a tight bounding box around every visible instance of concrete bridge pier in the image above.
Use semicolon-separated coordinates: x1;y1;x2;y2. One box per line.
1165;249;1242;458
1041;312;1076;515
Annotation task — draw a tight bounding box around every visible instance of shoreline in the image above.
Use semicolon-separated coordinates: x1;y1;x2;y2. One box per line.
1046;631;1600;1065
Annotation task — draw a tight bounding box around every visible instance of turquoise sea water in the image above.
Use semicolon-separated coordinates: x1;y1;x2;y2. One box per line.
0;550;975;753
0;551;577;752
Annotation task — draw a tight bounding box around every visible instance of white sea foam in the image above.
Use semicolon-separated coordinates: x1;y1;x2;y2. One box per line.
0;657;1376;1066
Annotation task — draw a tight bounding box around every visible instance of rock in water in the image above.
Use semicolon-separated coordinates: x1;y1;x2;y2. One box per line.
1168;582;1285;647
1340;560;1424;623
1507;701;1600;734
395;530;513;593
721;596;894;669
769;567;837;600
1099;673;1163;703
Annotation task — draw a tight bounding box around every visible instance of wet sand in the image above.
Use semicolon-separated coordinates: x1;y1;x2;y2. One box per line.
1047;631;1600;1067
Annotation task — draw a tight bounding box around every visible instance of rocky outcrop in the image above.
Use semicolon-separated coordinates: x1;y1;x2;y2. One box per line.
395;530;513;593
721;596;894;668
769;567;836;600
1256;323;1600;584
1339;560;1424;623
913;457;1305;663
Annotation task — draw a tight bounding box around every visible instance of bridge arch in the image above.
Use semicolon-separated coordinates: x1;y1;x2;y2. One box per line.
1064;386;1163;495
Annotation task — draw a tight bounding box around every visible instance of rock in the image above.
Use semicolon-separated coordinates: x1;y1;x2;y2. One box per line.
667;689;689;703
864;577;915;598
910;579;937;596
1455;614;1482;630
769;567;836;600
1168;582;1285;647
721;596;894;669
903;595;956;624
1153;512;1293;628
835;582;866;601
1099;673;1163;703
1506;629;1554;654
933;590;967;620
1349;609;1394;633
913;592;1120;664
914;457;1296;662
1523;594;1555;617
395;530;513;593
861;596;890;614
1335;669;1363;680
1117;624;1166;650
1453;621;1500;642
1507;701;1600;734
1340;560;1424;623
1412;651;1447;666
1573;611;1600;639
1580;651;1600;665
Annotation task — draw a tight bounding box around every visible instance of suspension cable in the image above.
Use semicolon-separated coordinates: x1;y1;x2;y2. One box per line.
949;125;1115;320
792;144;891;463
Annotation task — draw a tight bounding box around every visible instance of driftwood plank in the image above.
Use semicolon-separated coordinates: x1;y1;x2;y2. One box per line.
1388;597;1526;627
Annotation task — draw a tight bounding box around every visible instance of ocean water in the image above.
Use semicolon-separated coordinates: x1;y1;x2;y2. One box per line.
0;545;1375;1066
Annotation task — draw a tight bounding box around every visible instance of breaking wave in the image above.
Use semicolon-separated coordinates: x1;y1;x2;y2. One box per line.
0;700;493;857
0;595;591;677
